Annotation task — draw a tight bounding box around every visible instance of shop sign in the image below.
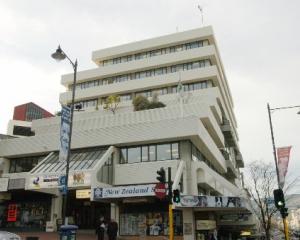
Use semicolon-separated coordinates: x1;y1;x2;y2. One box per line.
181;196;199;207
93;184;156;199
176;195;245;208
69;172;91;186
28;172;91;189
7;204;17;222
0;192;11;200
76;189;91;199
220;214;250;222
0;178;8;192
29;174;60;189
196;220;216;230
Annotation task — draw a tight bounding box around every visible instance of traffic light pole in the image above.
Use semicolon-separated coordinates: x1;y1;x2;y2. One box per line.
267;103;289;240
168;167;174;240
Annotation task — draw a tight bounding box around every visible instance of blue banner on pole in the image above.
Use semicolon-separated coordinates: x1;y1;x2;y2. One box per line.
59;106;71;163
58;175;67;186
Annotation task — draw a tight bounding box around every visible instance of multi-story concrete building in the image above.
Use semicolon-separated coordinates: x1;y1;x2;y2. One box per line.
0;26;255;239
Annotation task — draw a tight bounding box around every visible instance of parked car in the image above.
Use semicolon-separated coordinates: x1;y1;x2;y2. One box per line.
0;231;21;240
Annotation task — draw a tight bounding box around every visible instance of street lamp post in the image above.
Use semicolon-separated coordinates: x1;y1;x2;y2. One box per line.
52;46;78;225
267;103;300;240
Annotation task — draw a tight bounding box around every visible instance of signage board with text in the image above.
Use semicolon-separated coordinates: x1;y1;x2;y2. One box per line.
94;184;156;200
28;172;91;190
76;189;91;199
175;195;245;208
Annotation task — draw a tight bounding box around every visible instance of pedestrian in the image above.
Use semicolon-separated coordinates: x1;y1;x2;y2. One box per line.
96;216;106;240
107;219;118;240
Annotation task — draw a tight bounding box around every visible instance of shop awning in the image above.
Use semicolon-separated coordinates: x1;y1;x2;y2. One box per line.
31;147;108;174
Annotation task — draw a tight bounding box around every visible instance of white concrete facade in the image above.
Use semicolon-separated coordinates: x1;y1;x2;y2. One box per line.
0;26;254;238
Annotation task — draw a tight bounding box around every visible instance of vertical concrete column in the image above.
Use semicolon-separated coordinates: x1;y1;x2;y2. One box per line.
182;208;195;240
180;141;198;195
113;147;119;185
110;203;119;235
51;194;63;231
1;158;10;174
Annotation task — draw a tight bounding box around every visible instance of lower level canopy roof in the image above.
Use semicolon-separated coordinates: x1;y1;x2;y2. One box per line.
31;147;108;174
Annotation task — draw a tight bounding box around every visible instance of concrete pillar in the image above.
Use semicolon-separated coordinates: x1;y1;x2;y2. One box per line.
182;208;195;240
181;141;198;195
51;194;63;231
110;203;119;235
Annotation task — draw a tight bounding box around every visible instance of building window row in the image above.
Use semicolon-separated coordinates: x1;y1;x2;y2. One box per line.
75;99;98;109
120;142;180;164
102;39;209;66
73;59;212;91
74;80;213;110
9;155;46;173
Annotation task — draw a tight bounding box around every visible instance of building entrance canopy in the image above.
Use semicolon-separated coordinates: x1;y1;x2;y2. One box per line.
27;146;111;190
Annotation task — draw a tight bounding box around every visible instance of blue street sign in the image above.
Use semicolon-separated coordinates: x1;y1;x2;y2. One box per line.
58;175;67;186
59;185;68;195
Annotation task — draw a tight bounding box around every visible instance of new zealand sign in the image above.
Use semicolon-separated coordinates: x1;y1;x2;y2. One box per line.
93;184;156;200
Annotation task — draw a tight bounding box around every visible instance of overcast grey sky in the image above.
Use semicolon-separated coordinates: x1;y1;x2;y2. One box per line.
0;0;299;188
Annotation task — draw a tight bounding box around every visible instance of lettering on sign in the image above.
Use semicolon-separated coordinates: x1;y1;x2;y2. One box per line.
94;184;156;199
76;189;91;199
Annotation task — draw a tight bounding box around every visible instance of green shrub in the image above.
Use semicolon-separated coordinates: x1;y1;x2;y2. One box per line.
132;95;165;111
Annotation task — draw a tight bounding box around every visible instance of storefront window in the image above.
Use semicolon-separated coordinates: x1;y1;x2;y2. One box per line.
119;142;180;164
127;147;141;163
157;144;171;161
120;211;182;236
120;149;127;164
1;201;51;230
171;143;179;159
149;145;156;161
141;146;149;162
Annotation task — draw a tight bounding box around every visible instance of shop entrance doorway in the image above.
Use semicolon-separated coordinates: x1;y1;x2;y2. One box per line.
67;190;110;229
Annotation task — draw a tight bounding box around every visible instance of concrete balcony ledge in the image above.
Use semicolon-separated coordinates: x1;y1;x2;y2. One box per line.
195;161;242;196
221;121;237;148
235;152;245;168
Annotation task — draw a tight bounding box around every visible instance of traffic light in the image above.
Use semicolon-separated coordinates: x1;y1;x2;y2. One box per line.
274;188;285;209
173;189;180;203
156;167;166;183
280;208;289;218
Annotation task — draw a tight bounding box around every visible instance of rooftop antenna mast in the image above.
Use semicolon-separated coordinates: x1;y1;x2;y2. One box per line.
197;5;204;26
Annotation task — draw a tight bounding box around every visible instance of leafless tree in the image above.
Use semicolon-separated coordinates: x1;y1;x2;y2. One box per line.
244;161;299;240
245;161;279;240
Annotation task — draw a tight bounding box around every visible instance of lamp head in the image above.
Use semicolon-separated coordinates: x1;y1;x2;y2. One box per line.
51;45;66;61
